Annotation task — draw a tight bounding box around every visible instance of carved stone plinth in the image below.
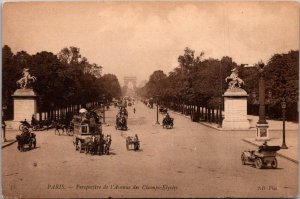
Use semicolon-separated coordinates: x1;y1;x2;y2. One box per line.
11;89;37;129
222;88;249;130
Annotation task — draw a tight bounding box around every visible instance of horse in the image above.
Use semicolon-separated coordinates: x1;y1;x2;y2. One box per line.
225;73;244;89
16;75;37;89
53;121;67;135
85;136;100;155
102;134;112;155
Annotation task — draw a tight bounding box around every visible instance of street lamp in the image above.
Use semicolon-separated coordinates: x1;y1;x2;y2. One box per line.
2;106;7;142
256;61;269;140
217;97;222;128
155;95;160;124
281;98;288;149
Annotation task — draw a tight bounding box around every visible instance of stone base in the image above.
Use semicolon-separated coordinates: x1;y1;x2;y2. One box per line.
256;123;270;141
222;120;250;130
5;120;21;130
222;88;249;130
12;89;37;122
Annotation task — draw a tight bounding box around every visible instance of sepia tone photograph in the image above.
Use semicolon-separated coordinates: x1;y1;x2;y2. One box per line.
1;1;299;198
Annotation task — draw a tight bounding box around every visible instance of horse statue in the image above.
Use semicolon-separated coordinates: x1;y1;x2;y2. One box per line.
16;68;37;89
225;68;244;89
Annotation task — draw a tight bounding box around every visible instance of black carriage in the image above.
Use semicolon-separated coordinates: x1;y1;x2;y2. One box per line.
162;116;174;129
115;115;128;130
16;128;37;152
126;134;140;151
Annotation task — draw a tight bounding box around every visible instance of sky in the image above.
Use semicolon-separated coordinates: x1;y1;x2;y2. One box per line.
2;1;299;86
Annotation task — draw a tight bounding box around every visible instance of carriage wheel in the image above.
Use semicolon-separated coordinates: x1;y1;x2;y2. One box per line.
19;124;24;131
241;153;247;165
255;158;263;169
271;158;278;169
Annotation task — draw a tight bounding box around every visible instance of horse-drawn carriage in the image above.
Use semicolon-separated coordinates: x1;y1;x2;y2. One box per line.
162;114;174;129
16;127;37;152
115;107;128;130
73;115;101;151
115;114;128;130
126;134;140;151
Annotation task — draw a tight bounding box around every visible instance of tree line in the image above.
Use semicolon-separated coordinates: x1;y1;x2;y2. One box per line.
2;45;122;119
137;47;299;121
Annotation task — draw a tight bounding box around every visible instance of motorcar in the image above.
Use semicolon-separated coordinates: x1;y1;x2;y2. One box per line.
241;143;281;169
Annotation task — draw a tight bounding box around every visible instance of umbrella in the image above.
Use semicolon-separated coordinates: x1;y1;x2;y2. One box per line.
79;108;87;113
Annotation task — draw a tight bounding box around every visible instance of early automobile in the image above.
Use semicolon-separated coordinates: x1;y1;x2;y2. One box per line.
241;142;281;169
16;127;37;152
126;134;140;151
72;115;102;153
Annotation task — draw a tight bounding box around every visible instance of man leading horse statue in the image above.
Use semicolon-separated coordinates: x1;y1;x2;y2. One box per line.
16;68;37;89
225;68;244;89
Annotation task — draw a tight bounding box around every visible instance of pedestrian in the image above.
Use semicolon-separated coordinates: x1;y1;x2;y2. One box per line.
133;107;136;114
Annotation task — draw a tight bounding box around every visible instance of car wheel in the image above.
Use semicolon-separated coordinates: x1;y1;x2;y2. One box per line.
241;153;247;165
255;158;263;169
19;124;24;131
271;158;278;169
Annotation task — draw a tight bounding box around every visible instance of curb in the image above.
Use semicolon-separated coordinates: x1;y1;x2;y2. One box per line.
242;138;298;164
169;110;298;131
2;140;17;149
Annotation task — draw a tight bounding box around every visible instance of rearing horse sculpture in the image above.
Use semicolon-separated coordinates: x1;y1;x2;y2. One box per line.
16;68;37;89
225;68;244;89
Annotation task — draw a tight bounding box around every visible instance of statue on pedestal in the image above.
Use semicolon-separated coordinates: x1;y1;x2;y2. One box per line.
225;68;244;89
16;68;37;89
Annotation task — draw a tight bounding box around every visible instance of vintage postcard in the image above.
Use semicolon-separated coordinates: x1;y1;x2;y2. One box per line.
1;1;299;198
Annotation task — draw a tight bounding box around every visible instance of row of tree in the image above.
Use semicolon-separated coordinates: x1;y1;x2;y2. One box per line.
2;45;122;119
137;48;299;121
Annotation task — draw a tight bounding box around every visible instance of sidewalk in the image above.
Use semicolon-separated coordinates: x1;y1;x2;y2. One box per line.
1;129;19;148
169;109;299;164
242;130;298;164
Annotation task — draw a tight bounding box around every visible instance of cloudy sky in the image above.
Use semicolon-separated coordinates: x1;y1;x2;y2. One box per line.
3;1;299;85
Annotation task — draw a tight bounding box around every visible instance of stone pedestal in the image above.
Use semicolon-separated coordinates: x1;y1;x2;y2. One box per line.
222;88;249;130
256;123;270;141
11;89;37;129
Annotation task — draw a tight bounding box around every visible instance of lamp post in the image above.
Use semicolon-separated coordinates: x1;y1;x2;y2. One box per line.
102;95;106;124
281;98;288;149
217;97;222;128
266;90;272;118
155;95;160;124
2;106;7;142
256;61;269;140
